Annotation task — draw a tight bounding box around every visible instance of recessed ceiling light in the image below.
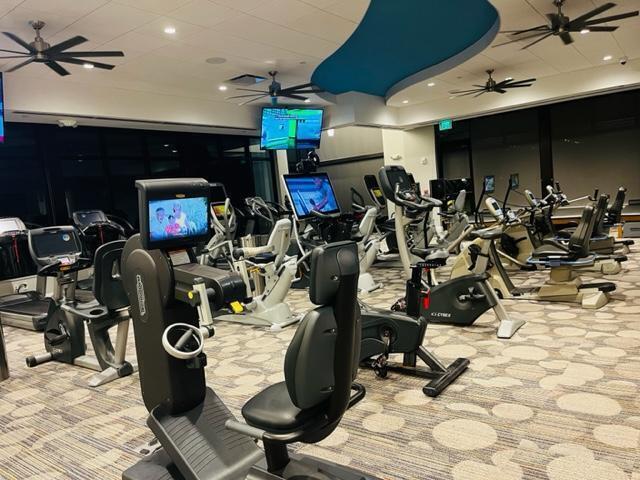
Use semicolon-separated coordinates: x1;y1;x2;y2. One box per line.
327;129;335;137
304;98;311;103
580;28;590;34
264;60;275;64
603;55;613;61
206;57;226;65
427;82;435;87
505;77;513;81
164;26;176;34
163;144;169;147
449;96;455;99
218;85;228;91
83;63;94;69
402;100;409;104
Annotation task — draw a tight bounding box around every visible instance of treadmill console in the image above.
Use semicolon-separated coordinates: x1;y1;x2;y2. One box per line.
28;227;84;266
485;198;504;221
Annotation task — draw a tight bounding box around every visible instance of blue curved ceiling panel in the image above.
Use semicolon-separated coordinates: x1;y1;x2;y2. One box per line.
311;0;499;98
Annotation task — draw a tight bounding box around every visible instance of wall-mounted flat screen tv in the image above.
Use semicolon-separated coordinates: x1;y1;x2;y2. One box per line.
260;107;323;150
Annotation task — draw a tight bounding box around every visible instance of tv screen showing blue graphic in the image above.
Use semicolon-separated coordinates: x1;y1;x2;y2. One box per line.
148;196;208;242
261;107;323;150
283;173;340;220
0;73;5;143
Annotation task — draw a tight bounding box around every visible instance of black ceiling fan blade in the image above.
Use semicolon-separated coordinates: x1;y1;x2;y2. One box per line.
239;95;269;106
505;78;537;85
279;82;314;93
55;51;125;58
521;32;554;49
582;10;639;25
500;25;549;34
287;90;323;94
577;25;618;31
235;88;268;93
560;32;574;45
279;93;308;101
57;58;115;70
226;94;264;99
449;88;483;94
46;36;88;54
5;57;35;72
44;61;70;76
570;2;616;26
454;90;487;96
474;91;487;98
0;55;30;59
3;32;36;53
495;88;507;94
492;31;549;47
504;84;534;89
0;47;30;55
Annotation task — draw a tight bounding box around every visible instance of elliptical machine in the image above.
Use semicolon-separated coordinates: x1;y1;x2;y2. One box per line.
378;165;525;339
201;191;299;330
25;227;136;387
121;177;381;480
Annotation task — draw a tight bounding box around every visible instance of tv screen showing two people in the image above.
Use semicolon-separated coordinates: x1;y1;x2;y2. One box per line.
148;197;208;242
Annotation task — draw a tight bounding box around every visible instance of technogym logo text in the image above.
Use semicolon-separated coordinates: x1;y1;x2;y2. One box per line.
136;274;146;318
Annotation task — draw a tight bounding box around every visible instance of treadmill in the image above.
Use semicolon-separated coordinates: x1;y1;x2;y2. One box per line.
0;224;84;331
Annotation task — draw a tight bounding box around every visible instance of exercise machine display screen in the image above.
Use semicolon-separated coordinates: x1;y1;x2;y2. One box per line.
74;210;107;227
510;173;519;189
0;218;23;234
211;203;228;220
261;107;324;150
31;231;82;258
148;197;209;243
283;173;340;220
484;175;495;193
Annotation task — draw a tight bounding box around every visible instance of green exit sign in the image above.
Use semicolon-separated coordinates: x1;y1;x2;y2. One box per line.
439;119;453;131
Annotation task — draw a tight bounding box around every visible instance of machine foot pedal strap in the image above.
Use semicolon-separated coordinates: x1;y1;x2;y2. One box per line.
579;282;616;293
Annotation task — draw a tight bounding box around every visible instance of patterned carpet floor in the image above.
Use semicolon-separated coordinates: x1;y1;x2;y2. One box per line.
1;247;639;480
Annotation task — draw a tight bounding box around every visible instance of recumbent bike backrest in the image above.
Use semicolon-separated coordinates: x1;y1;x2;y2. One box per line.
283;241;360;430
93;240;129;311
568;205;597;258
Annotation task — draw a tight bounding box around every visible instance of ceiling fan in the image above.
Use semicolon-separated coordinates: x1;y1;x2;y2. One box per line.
449;70;536;98
495;0;639;49
0;20;125;76
226;71;324;105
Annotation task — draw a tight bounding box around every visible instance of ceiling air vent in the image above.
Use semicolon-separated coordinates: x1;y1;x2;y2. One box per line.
227;74;267;86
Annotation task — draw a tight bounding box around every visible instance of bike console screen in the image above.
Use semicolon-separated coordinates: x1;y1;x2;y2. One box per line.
148;197;209;244
283;172;340;220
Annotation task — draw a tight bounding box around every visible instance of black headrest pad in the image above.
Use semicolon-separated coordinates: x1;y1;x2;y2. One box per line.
309;241;359;306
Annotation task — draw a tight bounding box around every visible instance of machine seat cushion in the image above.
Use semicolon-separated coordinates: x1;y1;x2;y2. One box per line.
532;243;570;258
241;382;325;434
470;227;502;241
248;252;276;264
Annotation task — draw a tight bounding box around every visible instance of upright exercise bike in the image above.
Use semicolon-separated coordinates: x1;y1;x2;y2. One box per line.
25;227;136;387
378;165;525;339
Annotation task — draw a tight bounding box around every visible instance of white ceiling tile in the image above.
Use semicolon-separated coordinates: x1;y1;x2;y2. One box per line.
114;0;191;15
72;3;160;39
211;0;265;13
322;0;370;22
135;16;206;42
20;0;109;18
210;14;338;58
248;0;316;26
169;0;241;28
291;10;357;42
